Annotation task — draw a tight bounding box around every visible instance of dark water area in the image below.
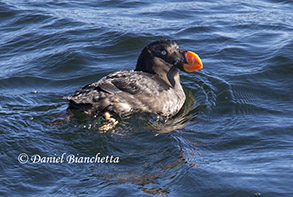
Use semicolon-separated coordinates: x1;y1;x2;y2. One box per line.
1;0;292;196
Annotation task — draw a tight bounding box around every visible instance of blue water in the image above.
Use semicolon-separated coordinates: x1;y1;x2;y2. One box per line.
1;0;292;196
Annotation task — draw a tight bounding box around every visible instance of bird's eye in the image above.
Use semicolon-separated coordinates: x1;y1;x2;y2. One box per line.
161;50;167;56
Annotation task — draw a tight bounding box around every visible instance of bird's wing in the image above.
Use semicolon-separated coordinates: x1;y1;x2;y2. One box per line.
97;70;170;95
64;70;170;104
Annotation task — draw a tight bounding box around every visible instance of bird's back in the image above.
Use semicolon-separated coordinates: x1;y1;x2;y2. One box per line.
64;70;186;118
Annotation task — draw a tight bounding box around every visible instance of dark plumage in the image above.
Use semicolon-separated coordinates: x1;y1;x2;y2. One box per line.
64;40;203;119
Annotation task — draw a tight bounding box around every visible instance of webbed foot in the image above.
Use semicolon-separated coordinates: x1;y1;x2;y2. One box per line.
98;112;118;132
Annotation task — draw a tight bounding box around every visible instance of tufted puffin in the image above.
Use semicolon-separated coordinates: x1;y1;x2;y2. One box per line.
64;40;203;130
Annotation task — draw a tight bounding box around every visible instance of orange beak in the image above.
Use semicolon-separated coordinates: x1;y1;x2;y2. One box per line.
183;51;203;72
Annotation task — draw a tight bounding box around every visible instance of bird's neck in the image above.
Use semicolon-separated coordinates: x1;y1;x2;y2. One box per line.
166;66;181;88
135;48;156;74
136;56;180;88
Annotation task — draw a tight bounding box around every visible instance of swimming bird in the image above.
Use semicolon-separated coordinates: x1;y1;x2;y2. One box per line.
64;40;203;130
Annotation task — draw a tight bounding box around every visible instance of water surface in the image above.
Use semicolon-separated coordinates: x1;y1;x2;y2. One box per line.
0;0;292;196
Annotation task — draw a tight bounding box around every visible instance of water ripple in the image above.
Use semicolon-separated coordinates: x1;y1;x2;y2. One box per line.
1;0;293;196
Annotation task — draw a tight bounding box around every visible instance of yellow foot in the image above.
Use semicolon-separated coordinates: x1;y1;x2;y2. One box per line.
98;112;118;132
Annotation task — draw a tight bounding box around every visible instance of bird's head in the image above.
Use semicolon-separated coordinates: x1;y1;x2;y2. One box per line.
135;40;203;74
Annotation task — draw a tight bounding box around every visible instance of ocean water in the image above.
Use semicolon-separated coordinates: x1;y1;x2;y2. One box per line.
0;0;292;196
